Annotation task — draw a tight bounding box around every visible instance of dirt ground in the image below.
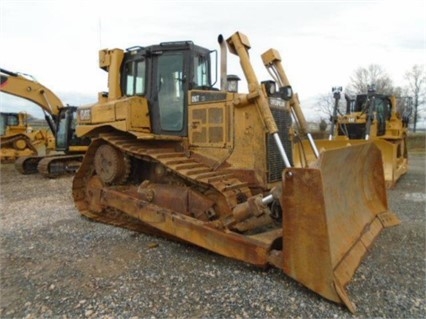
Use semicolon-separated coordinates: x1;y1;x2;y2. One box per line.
0;152;425;318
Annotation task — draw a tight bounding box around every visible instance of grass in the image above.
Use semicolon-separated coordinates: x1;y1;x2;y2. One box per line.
407;132;425;152
310;130;425;152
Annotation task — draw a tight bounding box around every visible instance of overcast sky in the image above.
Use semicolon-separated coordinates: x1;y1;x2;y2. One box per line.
1;0;425;120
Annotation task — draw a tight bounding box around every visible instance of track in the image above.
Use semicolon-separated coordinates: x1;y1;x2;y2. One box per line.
14;155;43;174
15;154;84;177
72;132;253;232
37;154;84;178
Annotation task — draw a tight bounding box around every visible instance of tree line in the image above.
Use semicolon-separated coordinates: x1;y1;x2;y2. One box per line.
316;64;425;132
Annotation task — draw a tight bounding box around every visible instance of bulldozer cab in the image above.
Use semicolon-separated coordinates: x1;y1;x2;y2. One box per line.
0;113;19;135
338;93;392;138
121;42;214;137
0;112;27;136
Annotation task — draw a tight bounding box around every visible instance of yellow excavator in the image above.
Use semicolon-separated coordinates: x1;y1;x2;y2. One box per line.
0;68;90;177
72;32;400;312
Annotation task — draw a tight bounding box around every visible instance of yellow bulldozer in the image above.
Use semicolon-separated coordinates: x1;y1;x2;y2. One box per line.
0;68;90;177
0;110;53;163
293;86;408;188
72;32;400;312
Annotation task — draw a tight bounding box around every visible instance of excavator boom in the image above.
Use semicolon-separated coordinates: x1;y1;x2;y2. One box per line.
0;68;63;120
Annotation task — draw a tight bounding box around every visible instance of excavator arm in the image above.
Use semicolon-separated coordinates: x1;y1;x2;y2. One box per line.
0;68;64;132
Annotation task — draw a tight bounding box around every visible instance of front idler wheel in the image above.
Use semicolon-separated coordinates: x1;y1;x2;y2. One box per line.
94;143;130;184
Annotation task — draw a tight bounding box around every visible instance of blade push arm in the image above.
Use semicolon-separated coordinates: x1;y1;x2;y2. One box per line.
226;32;291;168
261;49;319;158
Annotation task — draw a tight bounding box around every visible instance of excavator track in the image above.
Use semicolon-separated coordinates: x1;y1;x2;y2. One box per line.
14;154;84;177
15;155;44;174
37;154;84;178
73;132;253;232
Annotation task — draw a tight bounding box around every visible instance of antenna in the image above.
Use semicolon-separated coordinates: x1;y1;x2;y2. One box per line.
98;17;102;49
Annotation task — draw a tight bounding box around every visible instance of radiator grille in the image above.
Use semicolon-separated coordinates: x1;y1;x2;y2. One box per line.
267;105;293;183
338;123;366;139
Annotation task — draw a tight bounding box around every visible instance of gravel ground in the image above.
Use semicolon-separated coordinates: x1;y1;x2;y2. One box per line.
0;153;425;319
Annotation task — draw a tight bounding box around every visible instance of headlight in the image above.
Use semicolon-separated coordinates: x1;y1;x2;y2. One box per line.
279;85;293;101
261;80;276;97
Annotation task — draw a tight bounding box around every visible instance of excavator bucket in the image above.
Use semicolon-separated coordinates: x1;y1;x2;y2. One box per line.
280;143;400;312
293;138;408;188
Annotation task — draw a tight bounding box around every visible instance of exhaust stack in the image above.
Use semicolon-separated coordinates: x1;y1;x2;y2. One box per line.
218;35;227;91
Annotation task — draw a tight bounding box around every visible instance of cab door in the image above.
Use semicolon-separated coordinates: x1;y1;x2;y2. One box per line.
150;52;187;136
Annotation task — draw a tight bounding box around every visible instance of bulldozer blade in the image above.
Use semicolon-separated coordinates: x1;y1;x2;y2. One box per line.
373;139;408;189
293;139;408;188
280;143;400;312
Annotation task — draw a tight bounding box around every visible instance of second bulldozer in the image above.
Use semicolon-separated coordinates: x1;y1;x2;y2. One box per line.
294;87;408;188
0;111;52;163
72;32;400;312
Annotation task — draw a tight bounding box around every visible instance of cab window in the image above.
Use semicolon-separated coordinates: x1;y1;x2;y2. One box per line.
157;53;184;131
193;55;210;88
125;60;146;96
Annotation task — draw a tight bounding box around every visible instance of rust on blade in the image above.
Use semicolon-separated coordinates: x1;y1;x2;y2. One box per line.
279;143;400;312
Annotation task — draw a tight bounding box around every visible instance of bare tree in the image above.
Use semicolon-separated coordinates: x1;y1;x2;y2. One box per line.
315;92;347;119
404;64;426;132
346;64;394;95
315;93;334;118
